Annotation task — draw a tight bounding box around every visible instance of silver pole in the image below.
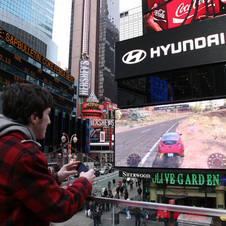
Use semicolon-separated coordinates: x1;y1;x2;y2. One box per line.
112;205;115;226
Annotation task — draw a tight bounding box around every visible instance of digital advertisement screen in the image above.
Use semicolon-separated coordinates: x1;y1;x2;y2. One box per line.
142;0;226;34
114;98;226;171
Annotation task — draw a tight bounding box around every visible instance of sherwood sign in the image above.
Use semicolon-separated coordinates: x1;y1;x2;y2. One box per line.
115;15;226;80
122;171;220;186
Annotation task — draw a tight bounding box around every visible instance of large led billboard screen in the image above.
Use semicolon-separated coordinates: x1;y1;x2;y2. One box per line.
142;0;226;34
114;98;226;172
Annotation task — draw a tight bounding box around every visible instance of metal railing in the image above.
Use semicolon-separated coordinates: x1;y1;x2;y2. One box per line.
87;196;226;217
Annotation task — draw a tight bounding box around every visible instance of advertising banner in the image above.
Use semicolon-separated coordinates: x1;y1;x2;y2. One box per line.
115;15;226;80
115;97;226;173
142;0;226;34
79;60;91;96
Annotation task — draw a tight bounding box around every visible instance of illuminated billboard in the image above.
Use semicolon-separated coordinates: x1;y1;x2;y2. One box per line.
115;15;226;80
142;0;226;34
114;98;226;172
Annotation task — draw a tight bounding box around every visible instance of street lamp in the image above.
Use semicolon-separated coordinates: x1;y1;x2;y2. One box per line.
61;133;78;187
61;133;77;157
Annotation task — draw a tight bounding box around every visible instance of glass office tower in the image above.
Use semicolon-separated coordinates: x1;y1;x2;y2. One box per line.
0;0;57;62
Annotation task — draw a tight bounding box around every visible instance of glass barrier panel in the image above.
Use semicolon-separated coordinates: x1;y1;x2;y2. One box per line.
51;196;226;226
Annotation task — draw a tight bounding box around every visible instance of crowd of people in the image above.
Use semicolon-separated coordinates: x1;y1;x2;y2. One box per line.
84;176;149;226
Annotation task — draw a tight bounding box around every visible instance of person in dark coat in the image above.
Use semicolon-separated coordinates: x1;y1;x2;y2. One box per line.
96;206;102;225
141;208;148;225
124;188;129;200
137;186;142;201
93;209;98;226
120;184;124;197
134;207;142;226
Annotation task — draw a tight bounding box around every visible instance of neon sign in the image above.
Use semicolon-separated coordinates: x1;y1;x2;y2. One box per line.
122;171;220;186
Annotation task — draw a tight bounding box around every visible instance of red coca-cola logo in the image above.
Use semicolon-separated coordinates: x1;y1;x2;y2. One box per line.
166;0;220;28
175;0;214;18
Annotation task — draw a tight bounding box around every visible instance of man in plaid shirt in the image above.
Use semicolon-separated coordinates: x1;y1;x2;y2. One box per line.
0;83;95;225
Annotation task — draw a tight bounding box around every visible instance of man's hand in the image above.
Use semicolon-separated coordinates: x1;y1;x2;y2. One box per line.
144;3;162;32
80;169;95;184
57;162;79;183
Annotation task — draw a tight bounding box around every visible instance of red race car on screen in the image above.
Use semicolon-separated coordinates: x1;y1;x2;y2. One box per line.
158;132;184;157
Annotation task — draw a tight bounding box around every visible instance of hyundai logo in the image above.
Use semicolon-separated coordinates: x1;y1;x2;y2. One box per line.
122;49;147;64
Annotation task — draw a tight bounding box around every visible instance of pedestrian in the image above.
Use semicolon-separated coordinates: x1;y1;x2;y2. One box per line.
108;180;111;189
134;207;142;226
124;188;129;200
123;182;127;192
112;178;116;187
104;187;108;197
130;178;134;191
108;188;113;198
0;83;95;225
126;198;131;219
120;184;124;197
141;208;148;225
96;206;102;225
127;177;130;185
116;184;120;195
137;186;143;201
93;209;98;226
105;200;110;212
123;177;127;185
89;201;95;219
136;178;139;187
103;188;109;211
115;191;120;199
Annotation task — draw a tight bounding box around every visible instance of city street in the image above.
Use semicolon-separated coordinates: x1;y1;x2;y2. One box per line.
52;170;164;226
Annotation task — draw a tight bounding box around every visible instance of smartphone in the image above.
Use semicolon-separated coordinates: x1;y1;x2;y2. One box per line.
76;162;88;174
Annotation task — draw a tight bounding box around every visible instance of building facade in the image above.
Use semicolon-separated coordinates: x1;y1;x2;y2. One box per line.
120;6;143;41
0;27;79;170
98;0;119;104
0;0;57;62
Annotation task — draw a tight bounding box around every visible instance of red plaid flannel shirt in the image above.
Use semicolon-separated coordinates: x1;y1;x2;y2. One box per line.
0;132;92;225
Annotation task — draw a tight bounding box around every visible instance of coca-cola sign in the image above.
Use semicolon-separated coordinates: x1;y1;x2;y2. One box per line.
142;0;225;33
169;0;220;27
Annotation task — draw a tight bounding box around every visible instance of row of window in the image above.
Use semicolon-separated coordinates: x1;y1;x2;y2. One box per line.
1;1;53;34
0;61;73;101
0;39;72;86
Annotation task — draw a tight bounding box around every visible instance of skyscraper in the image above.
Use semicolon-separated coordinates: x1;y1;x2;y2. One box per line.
69;0;119;104
69;0;99;96
0;0;57;62
98;0;119;103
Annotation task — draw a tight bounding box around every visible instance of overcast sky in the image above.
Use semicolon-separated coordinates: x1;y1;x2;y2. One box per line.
120;0;141;12
52;0;141;69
